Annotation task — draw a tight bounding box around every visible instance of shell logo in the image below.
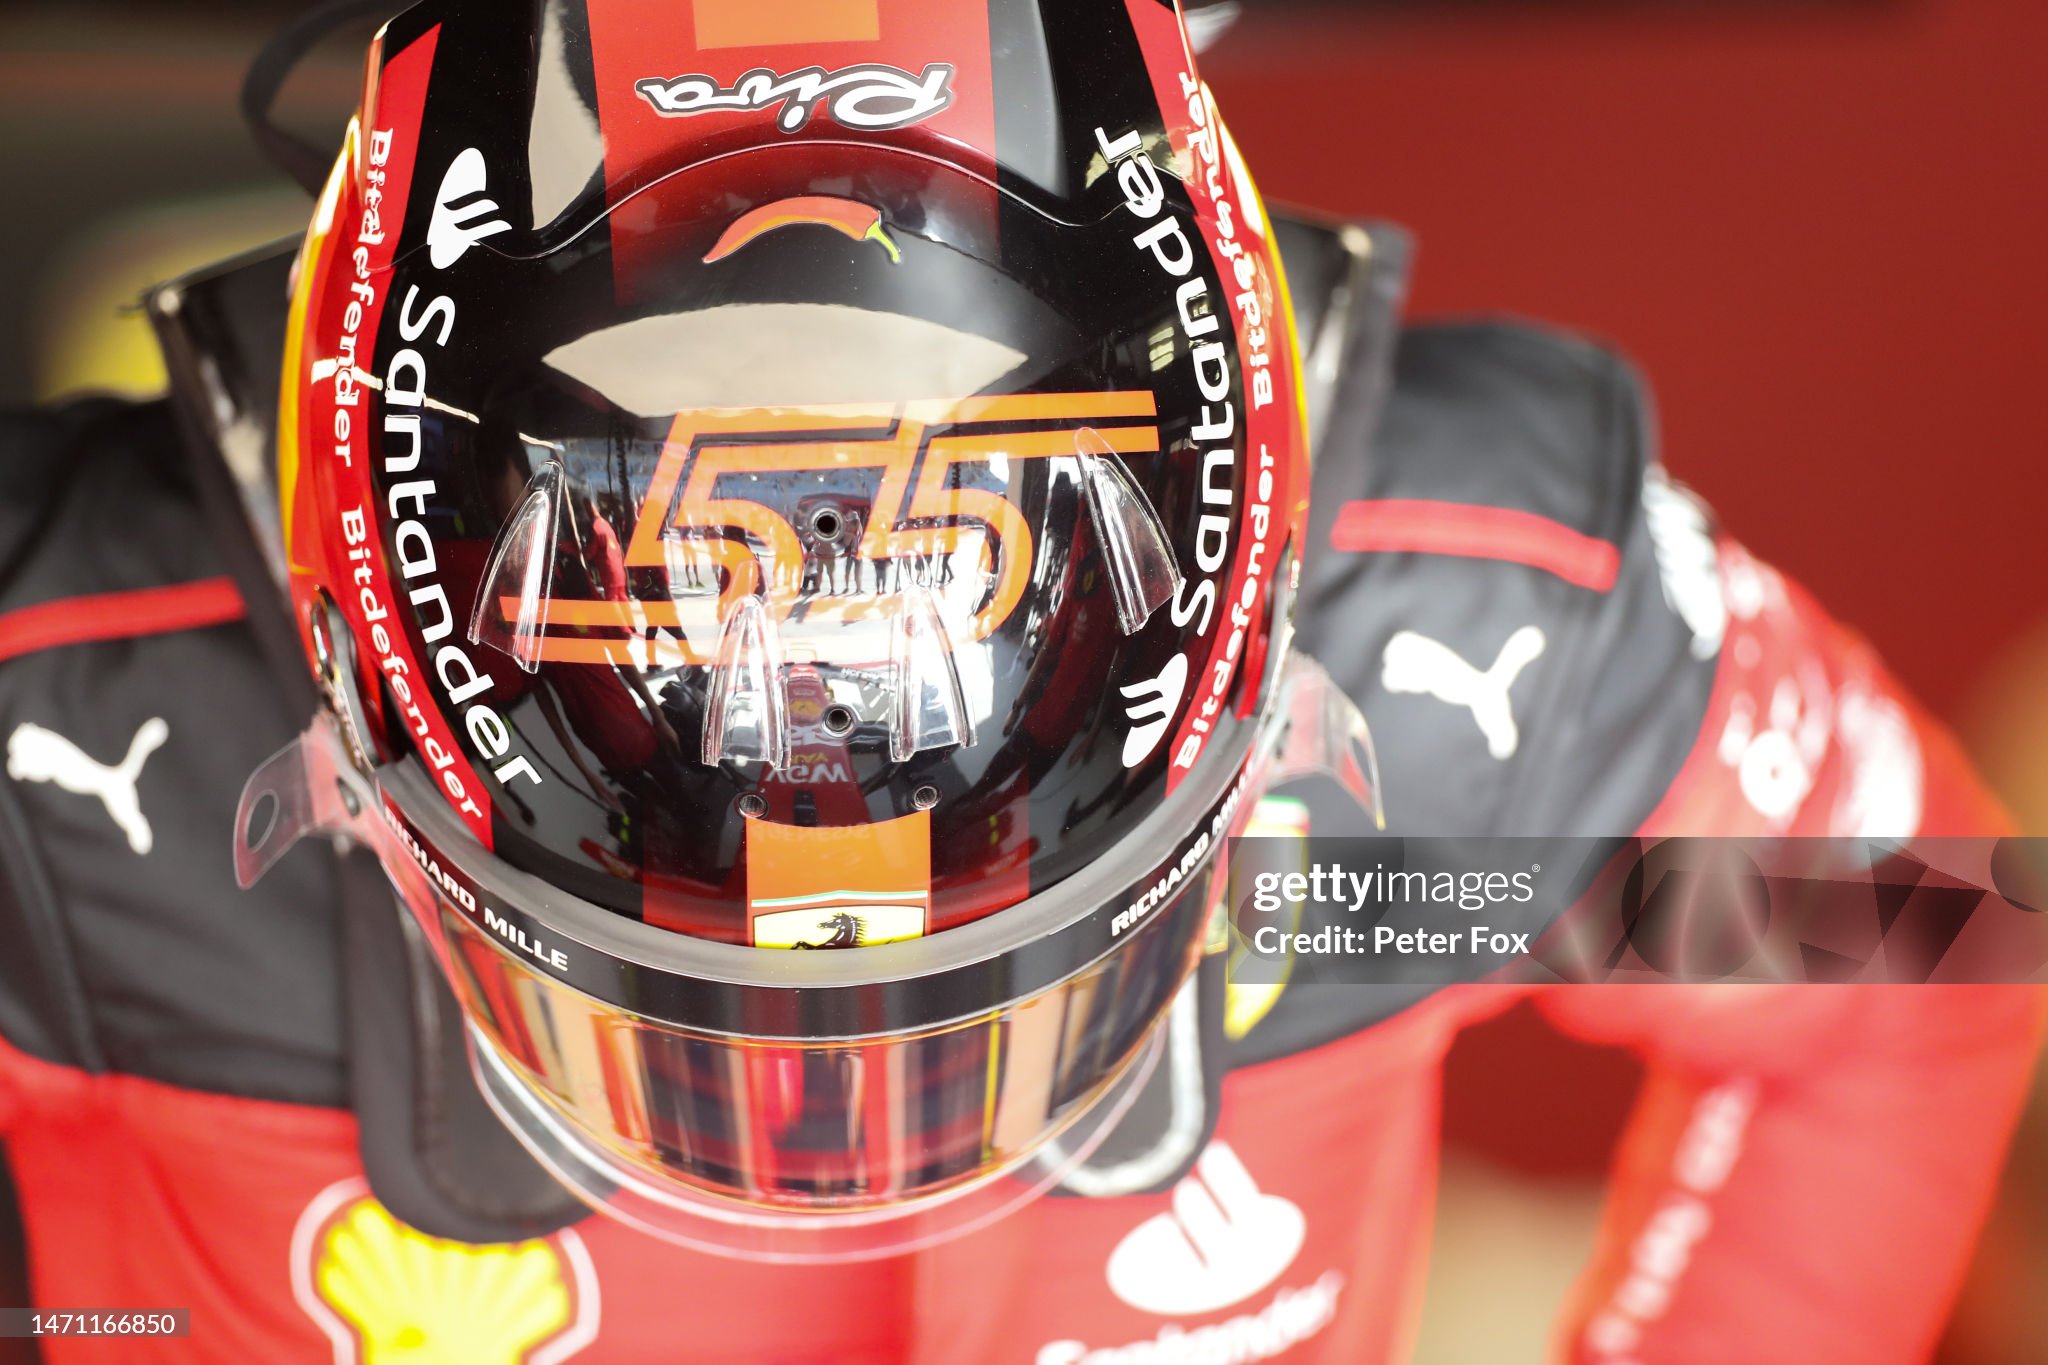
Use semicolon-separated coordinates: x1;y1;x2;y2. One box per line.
292;1179;600;1364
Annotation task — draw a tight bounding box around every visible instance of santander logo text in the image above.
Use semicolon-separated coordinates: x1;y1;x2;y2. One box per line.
426;146;512;269
1110;1142;1304;1315
1121;654;1189;768
1037;1143;1343;1365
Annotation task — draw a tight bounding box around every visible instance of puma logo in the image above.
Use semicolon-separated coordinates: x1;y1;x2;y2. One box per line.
1120;653;1189;768
427;147;512;269
1381;626;1546;760
7;718;169;854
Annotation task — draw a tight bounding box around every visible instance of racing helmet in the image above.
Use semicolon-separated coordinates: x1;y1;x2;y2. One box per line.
238;0;1343;1261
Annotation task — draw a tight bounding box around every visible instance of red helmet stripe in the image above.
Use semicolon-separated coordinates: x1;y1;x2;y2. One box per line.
1119;0;1306;790
291;24;497;846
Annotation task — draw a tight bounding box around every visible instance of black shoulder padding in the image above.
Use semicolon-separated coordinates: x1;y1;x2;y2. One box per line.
0;400;193;1075
343;852;588;1242
1357;321;1648;537
1235;320;1719;1064
0;396;348;1103
1297;319;1710;839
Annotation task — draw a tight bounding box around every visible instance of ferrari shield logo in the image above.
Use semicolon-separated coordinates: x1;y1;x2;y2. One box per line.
751;896;930;948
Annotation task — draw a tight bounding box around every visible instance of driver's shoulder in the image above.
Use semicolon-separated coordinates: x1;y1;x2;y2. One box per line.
0;394;211;607
0;393;347;1104
1298;315;1714;836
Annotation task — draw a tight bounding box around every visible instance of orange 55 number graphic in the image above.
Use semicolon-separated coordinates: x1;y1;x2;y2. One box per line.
498;392;1161;668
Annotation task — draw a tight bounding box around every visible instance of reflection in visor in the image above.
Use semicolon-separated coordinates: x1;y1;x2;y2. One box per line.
234;653;1379;1260
439;857;1221;1211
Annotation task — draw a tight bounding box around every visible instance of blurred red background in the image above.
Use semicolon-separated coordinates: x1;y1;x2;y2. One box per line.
1210;0;2047;723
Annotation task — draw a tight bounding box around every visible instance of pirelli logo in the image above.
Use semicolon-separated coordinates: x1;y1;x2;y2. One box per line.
502;393;1160;669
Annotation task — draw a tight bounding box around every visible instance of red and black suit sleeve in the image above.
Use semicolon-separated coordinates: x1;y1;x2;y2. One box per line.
1296;319;1715;837
0;371;585;1249
0;397;351;1107
1290;310;2043;1362
1240;315;1726;1060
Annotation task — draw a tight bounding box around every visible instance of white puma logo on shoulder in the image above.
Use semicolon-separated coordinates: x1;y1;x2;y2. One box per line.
1381;626;1546;760
6;718;168;854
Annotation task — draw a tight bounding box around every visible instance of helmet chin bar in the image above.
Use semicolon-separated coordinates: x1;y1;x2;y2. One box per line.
235;653;1380;1258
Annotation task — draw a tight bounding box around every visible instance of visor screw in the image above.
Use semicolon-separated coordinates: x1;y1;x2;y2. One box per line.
911;784;940;811
737;793;768;818
336;778;362;819
821;704;858;738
